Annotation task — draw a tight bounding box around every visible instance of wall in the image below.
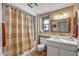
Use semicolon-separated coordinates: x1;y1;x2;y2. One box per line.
0;3;2;55
38;5;76;37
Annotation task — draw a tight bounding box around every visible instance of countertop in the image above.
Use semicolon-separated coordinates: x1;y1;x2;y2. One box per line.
46;38;77;46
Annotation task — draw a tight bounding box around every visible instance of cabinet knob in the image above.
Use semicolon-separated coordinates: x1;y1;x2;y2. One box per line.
77;48;79;51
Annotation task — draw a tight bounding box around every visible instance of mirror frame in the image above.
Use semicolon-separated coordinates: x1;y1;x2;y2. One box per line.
51;18;71;33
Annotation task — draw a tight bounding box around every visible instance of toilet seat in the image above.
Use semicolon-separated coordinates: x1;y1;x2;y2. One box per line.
37;44;45;51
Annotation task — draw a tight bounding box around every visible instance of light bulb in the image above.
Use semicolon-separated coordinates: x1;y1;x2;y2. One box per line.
59;14;62;19
63;13;68;18
55;15;58;19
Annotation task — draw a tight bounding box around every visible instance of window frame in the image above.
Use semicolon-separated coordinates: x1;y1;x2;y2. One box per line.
42;16;49;32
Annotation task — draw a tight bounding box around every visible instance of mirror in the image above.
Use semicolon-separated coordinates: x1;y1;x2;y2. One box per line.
51;18;71;32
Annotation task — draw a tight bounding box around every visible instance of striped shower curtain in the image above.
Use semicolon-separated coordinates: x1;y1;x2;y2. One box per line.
27;15;35;49
2;4;35;56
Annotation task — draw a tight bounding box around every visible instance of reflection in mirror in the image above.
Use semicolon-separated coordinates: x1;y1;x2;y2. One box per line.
51;18;71;33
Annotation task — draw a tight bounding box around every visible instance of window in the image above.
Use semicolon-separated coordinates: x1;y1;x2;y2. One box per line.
42;16;49;32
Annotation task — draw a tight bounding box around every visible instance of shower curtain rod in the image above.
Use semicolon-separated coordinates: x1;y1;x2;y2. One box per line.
2;3;35;17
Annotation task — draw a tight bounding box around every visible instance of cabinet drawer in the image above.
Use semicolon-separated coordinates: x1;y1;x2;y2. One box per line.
46;40;61;48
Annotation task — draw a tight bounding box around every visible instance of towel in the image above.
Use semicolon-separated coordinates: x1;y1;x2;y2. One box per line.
72;12;78;38
2;23;6;47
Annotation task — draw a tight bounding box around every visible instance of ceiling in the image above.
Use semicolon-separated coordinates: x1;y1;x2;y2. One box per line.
13;3;74;15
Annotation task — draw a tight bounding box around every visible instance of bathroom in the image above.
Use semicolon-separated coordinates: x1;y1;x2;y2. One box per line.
0;3;79;56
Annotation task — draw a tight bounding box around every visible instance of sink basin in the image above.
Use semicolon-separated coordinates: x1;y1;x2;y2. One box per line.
46;38;77;46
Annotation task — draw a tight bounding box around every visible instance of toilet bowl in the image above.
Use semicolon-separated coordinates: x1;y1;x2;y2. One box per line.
37;44;45;51
37;38;47;51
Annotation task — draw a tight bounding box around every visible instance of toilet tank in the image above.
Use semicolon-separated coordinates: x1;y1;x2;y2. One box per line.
40;37;48;44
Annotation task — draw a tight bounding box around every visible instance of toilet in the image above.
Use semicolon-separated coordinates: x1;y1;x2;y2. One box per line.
37;38;47;51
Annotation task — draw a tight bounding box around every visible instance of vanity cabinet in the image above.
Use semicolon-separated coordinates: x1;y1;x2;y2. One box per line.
47;40;77;56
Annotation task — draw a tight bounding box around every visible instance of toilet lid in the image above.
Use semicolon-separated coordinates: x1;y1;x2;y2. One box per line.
37;44;45;48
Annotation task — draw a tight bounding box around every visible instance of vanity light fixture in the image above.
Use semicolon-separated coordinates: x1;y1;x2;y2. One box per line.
55;13;68;20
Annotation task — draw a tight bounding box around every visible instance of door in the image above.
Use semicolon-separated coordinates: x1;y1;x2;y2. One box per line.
47;45;58;56
60;49;76;56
